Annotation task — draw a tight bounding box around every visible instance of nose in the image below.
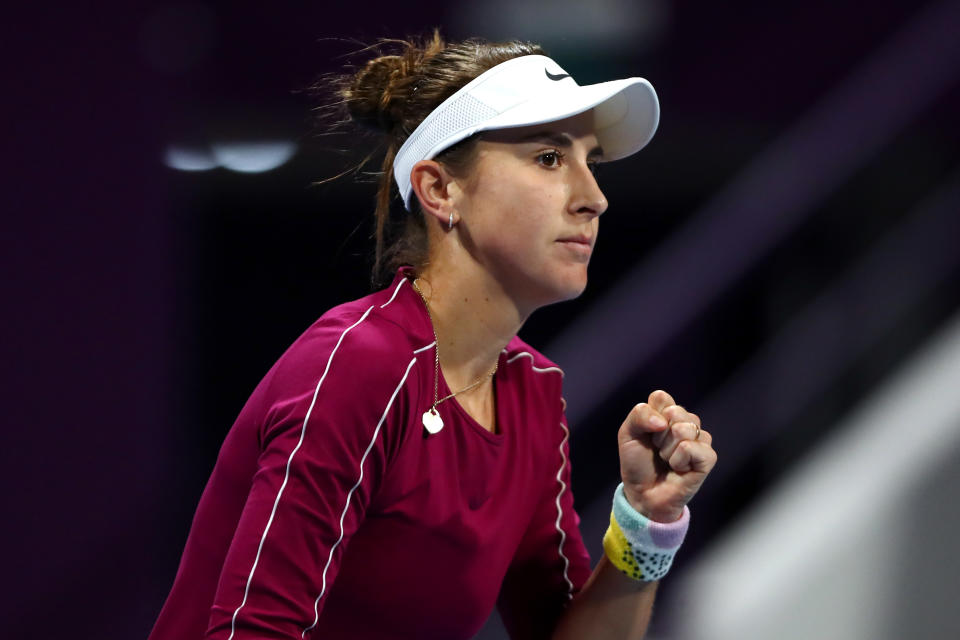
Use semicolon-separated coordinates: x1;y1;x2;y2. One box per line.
568;161;608;218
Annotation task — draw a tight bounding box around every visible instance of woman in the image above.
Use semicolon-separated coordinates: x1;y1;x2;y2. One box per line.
150;33;717;639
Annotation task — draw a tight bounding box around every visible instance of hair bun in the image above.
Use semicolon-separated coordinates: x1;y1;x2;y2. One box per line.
344;53;416;133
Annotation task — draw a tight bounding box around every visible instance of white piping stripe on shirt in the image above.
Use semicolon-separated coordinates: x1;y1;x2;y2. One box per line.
380;278;407;308
505;351;565;376
302;354;419;636
413;341;436;354
505;349;574;597
227;305;375;640
553;419;576;599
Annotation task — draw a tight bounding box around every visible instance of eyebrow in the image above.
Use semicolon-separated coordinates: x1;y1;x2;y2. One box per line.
518;131;605;159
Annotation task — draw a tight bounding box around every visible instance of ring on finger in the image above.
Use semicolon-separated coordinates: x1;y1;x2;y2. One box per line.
694;424;701;440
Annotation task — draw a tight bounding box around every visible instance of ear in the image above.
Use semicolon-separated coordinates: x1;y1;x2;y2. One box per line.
409;160;458;226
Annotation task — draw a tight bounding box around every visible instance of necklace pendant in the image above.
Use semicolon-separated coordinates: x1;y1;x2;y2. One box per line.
422;407;444;434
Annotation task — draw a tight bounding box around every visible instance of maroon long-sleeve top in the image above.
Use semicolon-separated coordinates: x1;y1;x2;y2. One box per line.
149;270;592;639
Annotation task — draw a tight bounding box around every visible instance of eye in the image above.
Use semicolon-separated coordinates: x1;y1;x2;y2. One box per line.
536;149;564;168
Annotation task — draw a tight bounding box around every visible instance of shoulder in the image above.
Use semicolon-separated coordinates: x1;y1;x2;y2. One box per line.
501;339;570;476
501;336;565;380
260;280;433;403
500;336;566;418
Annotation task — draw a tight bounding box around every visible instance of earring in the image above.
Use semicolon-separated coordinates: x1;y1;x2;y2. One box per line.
448;212;455;230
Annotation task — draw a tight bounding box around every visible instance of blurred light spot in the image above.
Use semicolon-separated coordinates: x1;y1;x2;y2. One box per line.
164;146;218;171
164;141;297;173
212;142;298;173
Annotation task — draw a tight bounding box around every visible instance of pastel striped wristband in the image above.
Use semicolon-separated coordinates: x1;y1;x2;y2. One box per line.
602;483;690;582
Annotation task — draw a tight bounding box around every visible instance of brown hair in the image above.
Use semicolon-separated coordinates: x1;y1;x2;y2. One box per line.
317;31;545;286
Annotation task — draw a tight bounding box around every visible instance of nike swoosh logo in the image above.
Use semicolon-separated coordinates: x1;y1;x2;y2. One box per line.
545;69;571;81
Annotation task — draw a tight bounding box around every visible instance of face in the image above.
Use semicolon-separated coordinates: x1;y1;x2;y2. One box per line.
449;111;609;313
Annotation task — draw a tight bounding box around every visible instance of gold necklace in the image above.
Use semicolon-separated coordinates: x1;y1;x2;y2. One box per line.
411;278;499;434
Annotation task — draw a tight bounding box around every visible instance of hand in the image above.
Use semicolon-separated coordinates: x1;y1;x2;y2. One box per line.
617;390;717;522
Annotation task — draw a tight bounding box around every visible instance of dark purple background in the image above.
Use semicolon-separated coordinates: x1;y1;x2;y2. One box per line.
4;1;959;637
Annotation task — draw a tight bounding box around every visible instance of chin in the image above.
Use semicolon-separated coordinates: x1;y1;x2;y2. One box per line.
503;261;589;312
542;268;589;305
560;280;589;302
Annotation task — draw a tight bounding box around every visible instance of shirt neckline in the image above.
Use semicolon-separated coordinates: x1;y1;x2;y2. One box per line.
436;351;507;444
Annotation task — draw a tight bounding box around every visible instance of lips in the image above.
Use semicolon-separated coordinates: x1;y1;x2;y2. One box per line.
557;234;594;259
557;234;593;247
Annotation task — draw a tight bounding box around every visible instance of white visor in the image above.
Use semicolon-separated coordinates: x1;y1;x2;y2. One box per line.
393;54;660;210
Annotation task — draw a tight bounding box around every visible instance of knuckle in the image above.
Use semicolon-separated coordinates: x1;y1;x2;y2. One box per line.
670;419;691;434
668;448;686;467
663;404;694;424
672;421;691;437
649;389;671;404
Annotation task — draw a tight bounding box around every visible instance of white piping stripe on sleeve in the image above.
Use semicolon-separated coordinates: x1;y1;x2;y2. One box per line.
380;278;407;308
505;351;565;376
553;419;575;599
226;305;375;640
302;355;419;636
413;341;436;354
506;351;572;594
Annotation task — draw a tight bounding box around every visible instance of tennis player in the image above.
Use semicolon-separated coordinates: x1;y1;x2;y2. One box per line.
149;32;717;640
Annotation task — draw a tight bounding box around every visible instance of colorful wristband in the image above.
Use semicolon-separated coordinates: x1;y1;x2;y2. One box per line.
602;483;690;582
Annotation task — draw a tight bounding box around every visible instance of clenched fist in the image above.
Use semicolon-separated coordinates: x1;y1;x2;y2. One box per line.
618;390;717;523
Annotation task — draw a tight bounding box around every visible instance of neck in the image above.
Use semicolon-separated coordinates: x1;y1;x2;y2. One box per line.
415;259;526;388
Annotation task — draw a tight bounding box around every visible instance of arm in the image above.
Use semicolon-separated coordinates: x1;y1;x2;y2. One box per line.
552;556;659;639
552;390;717;640
203;328;413;639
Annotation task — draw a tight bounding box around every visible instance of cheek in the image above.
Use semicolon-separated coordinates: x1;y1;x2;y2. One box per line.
463;166;562;257
495;196;554;253
494;178;558;223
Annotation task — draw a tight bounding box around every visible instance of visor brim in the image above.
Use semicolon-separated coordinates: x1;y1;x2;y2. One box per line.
467;77;659;163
